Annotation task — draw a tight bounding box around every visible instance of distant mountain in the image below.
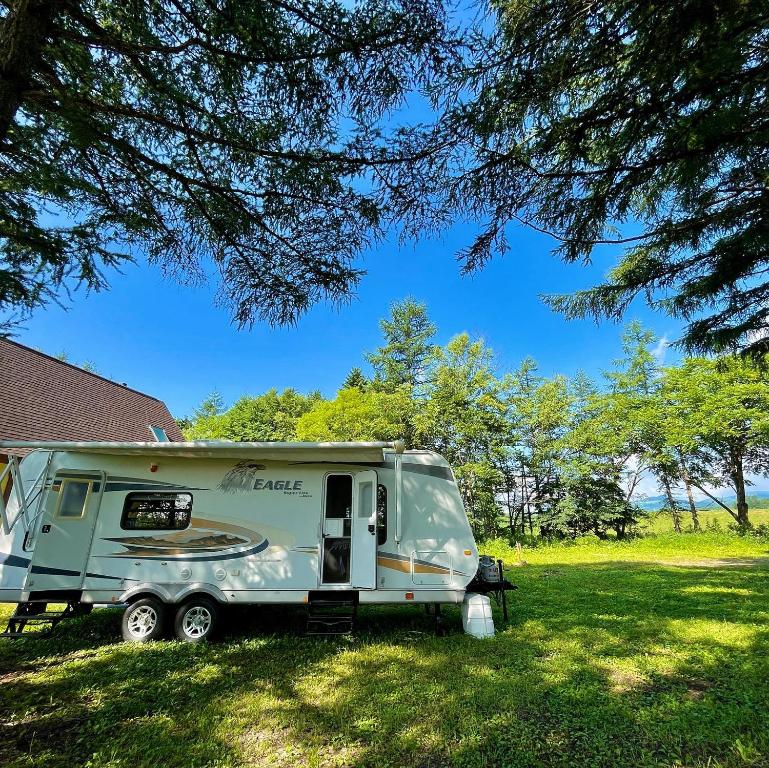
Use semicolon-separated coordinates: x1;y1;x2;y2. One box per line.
636;490;769;511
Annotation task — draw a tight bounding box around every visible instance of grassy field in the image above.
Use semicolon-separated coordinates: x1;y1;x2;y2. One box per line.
641;507;769;535
1;532;768;768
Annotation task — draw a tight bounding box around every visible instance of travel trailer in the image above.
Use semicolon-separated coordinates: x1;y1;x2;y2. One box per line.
0;440;485;641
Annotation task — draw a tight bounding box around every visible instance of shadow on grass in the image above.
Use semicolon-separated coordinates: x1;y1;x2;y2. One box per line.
0;560;767;767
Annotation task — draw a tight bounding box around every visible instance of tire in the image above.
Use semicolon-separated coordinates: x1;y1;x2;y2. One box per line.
121;597;166;643
174;597;218;643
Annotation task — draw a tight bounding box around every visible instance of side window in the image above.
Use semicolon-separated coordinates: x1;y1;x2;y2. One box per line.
377;484;387;545
121;492;192;530
57;480;91;518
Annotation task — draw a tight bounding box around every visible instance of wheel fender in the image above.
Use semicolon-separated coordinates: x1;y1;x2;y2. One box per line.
119;583;175;604
173;582;228;605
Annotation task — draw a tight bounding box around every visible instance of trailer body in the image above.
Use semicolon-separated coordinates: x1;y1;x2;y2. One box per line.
0;442;479;619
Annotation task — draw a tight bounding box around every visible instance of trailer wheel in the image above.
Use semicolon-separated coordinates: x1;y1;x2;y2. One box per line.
122;598;166;643
174;597;218;643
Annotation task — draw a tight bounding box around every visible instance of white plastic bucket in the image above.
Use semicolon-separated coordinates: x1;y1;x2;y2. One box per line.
461;593;495;638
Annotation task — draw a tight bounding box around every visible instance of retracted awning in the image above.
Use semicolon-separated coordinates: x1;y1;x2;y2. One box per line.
0;440;404;463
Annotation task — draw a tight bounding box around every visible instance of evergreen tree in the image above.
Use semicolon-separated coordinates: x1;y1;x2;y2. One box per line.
341;368;368;391
366;298;437;392
0;1;449;329
394;1;769;354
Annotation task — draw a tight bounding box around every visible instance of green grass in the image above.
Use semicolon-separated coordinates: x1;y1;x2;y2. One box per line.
1;532;768;768
642;508;769;535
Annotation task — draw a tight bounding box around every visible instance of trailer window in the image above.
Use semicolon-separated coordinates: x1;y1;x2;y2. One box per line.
377;484;387;545
121;492;192;530
57;480;91;518
325;475;352;519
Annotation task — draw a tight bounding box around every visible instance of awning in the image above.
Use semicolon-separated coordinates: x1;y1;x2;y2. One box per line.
0;440;404;463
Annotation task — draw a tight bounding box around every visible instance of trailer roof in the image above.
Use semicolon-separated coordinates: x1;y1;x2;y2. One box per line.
0;440;403;462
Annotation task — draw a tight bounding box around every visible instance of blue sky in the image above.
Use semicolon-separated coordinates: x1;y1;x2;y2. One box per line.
12;217;682;419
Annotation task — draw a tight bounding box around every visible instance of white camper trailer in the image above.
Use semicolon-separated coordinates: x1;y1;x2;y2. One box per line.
0;440;482;641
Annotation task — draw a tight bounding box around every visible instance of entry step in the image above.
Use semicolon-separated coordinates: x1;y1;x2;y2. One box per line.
305;591;358;635
1;600;90;639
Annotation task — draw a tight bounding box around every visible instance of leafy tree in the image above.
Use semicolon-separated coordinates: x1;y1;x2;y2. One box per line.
400;1;769;354
662;356;769;527
185;389;321;441
538;473;641;541
504;359;573;537
295;387;415;442
366;298;437;393
416;333;510;539
175;416;192;434
0;1;448;329
579;323;683;525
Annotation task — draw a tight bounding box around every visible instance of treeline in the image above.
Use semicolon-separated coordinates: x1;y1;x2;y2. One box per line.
181;300;769;541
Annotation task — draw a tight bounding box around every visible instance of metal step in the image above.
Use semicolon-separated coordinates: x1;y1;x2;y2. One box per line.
308;598;357;607
305;595;357;635
1;600;84;639
306;615;355;635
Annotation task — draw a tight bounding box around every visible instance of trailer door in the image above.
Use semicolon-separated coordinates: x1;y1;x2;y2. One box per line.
25;472;104;593
350;470;377;589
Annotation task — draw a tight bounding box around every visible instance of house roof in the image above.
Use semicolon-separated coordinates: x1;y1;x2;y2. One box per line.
0;440;402;462
0;338;183;455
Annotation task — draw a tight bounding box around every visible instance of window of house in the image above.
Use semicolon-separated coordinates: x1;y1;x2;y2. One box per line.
149;425;170;442
377;484;387;545
121;492;192;530
57;480;91;518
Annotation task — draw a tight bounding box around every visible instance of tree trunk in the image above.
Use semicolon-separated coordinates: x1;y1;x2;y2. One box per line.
662;477;682;533
688;479;739;522
519;466;529;537
0;0;58;143
683;476;701;532
731;451;750;528
529;474;540;536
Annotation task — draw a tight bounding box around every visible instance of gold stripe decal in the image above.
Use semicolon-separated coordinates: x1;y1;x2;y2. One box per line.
376;555;452;575
377;555;411;573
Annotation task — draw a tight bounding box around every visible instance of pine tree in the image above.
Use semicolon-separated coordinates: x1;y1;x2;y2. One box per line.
0;1;448;329
366;298;437;392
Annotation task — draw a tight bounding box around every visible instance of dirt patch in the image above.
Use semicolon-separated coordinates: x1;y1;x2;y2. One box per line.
606;667;649;694
654;557;769;569
683;678;712;701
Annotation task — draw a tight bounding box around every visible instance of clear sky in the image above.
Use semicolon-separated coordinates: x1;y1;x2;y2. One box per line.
11;217;682;420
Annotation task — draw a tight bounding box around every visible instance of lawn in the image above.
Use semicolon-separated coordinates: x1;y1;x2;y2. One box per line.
1;532;767;768
641;508;769;535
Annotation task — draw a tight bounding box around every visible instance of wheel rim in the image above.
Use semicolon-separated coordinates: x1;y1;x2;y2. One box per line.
127;605;158;638
182;606;212;638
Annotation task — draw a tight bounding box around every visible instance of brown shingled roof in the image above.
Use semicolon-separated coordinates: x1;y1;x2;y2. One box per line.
0;338;183;456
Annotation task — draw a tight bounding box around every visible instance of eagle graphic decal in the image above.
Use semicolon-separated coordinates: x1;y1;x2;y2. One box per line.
218;460;266;493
